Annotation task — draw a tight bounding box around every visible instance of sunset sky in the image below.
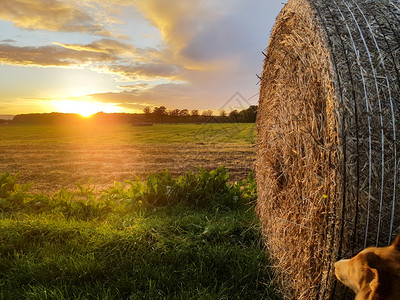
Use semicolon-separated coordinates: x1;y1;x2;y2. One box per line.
0;0;282;116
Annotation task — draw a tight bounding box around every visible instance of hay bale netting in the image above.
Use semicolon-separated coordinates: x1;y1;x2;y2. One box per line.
256;0;400;299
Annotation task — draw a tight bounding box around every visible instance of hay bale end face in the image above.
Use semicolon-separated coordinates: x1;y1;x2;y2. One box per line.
256;0;400;299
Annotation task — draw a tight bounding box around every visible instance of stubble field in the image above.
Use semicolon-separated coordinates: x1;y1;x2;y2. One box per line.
0;123;256;194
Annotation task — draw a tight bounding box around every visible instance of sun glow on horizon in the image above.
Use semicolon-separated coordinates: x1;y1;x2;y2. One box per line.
53;99;123;117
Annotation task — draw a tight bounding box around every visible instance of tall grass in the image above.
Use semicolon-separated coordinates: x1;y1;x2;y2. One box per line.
0;168;280;300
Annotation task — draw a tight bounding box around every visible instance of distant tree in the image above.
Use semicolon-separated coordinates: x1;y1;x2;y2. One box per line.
153;106;167;122
219;110;227;117
246;105;258;122
179;109;189;117
153;106;167;116
143;106;152;114
169;109;180;117
249;105;258;113
229;110;239;121
191;110;199;117
202;110;213;117
237;105;257;122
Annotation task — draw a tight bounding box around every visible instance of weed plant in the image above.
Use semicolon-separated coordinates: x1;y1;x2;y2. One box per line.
0;168;280;300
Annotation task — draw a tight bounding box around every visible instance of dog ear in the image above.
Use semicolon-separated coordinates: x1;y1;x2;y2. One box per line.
364;252;381;300
365;252;392;300
392;234;400;252
365;252;379;269
367;268;380;300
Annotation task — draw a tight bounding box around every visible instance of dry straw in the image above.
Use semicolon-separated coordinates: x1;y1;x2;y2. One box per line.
256;0;400;299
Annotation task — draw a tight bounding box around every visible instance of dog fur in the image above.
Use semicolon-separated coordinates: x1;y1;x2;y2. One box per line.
334;235;400;299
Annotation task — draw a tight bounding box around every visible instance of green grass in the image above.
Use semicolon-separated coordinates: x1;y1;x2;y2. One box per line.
0;168;280;300
0;123;256;145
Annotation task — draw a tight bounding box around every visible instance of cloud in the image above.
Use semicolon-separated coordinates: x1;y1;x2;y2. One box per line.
54;39;185;81
0;40;183;81
54;39;136;57
89;83;192;108
118;83;149;91
1;39;16;43
0;0;113;36
127;0;284;111
129;0;261;86
105;63;182;81
1;0;268;82
55;40;183;80
133;0;281;68
133;1;208;49
78;0;133;8
0;43;112;67
132;0;220;67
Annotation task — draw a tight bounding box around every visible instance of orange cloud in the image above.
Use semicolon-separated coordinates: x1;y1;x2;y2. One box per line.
54;39;136;57
133;1;209;52
104;63;182;81
0;43;112;67
132;0;226;72
0;40;183;81
89;83;192;108
79;0;133;8
0;0;113;36
53;40;185;81
0;0;225;79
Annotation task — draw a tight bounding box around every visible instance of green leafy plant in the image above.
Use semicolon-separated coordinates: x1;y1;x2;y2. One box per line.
0;168;281;300
0;167;258;216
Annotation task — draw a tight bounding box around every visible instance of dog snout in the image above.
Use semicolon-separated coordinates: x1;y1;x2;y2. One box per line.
334;259;349;282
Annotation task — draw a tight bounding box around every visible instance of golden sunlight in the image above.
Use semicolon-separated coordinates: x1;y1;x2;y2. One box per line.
54;99;121;117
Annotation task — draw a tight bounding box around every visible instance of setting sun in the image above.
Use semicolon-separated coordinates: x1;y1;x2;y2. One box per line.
53;99;122;117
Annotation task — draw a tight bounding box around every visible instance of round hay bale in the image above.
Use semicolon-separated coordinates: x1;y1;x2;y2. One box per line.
256;0;400;299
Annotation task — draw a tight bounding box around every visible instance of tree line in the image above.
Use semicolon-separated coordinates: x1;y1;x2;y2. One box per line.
143;105;257;123
8;106;257;125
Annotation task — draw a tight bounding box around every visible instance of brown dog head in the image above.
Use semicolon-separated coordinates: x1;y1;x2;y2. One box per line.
334;235;400;300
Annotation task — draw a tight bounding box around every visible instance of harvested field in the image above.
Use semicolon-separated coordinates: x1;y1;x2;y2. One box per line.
0;123;256;193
